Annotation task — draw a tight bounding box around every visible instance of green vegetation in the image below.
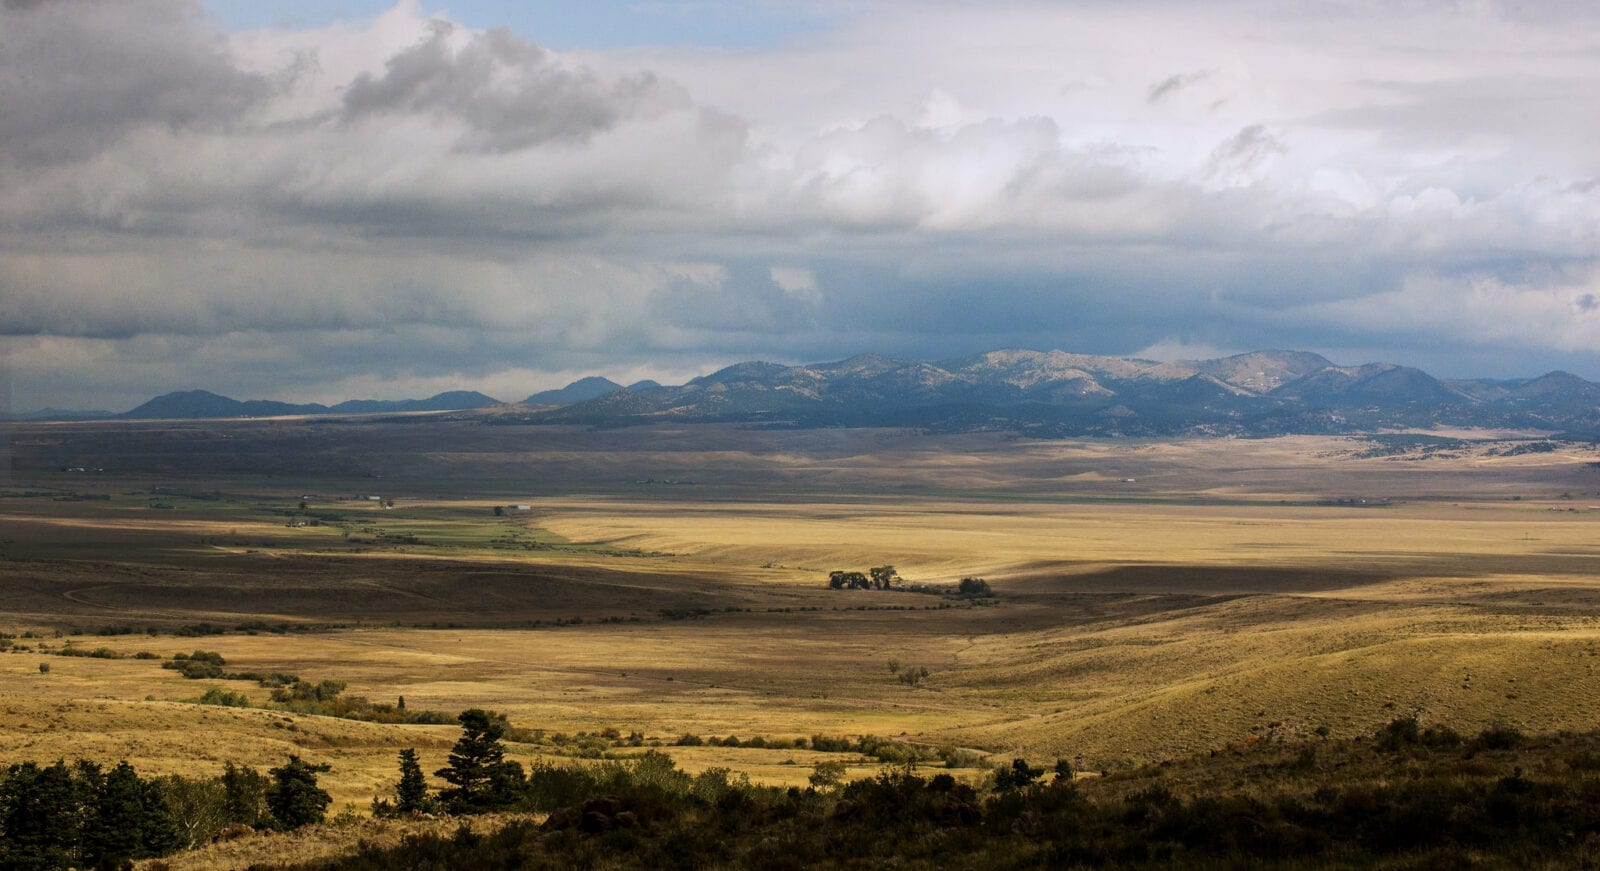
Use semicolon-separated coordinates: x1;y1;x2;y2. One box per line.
304;718;1600;870
266;756;333;830
0;755;332;869
197;687;252;707
827;565;901;590
153;651;456;724
956;576;993;598
436;709;527;813
3;701;1597;870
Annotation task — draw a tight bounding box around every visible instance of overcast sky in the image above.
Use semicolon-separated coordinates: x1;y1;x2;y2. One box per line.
3;0;1599;411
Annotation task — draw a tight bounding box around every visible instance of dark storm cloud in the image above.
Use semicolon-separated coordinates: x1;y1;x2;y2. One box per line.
342;22;687;152
0;0;267;164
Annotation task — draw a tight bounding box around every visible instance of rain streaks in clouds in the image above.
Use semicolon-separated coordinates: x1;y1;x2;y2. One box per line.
1;0;1598;410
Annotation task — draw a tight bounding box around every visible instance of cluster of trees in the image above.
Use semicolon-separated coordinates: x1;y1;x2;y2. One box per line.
823;569;995;598
827;565;901;590
0;756;332;870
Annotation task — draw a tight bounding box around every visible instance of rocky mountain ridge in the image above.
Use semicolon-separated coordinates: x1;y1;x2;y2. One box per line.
31;348;1600;436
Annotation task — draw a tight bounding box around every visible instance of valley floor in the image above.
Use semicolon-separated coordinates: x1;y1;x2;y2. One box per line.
1;421;1599;829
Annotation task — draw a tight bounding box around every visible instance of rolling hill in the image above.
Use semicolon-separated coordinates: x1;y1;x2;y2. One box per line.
116;389;500;420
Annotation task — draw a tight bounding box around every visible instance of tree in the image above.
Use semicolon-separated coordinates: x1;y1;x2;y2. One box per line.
993;758;1043;791
869;565;900;590
80;760;177;867
827;570;871;590
265;756;332;830
808;760;848;792
221;761;267;827
493;505;504;517
157;775;228;850
0;760;79;871
957;577;993;598
395;749;431;814
437;709;524;812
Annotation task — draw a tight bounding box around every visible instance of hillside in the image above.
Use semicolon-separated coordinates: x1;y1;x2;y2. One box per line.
116;390;500;420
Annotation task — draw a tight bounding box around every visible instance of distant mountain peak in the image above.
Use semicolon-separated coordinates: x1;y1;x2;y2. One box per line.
120;389;499;420
523;377;623;406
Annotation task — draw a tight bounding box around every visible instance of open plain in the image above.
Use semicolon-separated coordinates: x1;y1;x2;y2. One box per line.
3;415;1600;816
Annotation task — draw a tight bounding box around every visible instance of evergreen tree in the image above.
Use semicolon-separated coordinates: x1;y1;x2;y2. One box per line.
80;761;146;867
436;709;523;812
265;756;332;830
0;760;81;871
395;748;430;814
221;761;267;827
137;777;185;858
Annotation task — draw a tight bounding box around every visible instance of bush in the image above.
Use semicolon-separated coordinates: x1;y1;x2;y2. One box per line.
1472;724;1526;752
957;577;993;597
198;688;251;708
164;651;227;680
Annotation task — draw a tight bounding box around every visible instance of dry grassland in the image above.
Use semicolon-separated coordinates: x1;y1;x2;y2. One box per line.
3;421;1600;828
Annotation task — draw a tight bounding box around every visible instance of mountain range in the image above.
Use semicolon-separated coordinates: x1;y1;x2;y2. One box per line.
511;349;1600;437
112;389;502;420
15;349;1600;436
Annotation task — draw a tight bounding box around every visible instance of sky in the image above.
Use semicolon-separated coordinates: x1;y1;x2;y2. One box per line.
2;0;1599;411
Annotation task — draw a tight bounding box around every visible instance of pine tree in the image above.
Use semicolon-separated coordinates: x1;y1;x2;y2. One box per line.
137;776;185;857
80;761;145;867
221;761;267;827
0;760;80;871
436;709;522;812
395;748;430;813
265;756;332;830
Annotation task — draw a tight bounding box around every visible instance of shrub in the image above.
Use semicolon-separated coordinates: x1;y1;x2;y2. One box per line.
808;760;847;791
957;577;993;597
1472;724;1526;752
198;688;251;708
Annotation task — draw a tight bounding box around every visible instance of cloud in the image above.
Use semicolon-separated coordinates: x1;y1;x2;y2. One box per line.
0;0;267;165
4;0;1600;409
1203;125;1287;188
1284;267;1600;355
1147;69;1214;103
341;21;689;152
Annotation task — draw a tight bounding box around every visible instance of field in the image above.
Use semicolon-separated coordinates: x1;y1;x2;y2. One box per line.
3;415;1600;841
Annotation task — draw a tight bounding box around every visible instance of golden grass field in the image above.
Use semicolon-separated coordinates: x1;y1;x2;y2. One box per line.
2;417;1600;865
